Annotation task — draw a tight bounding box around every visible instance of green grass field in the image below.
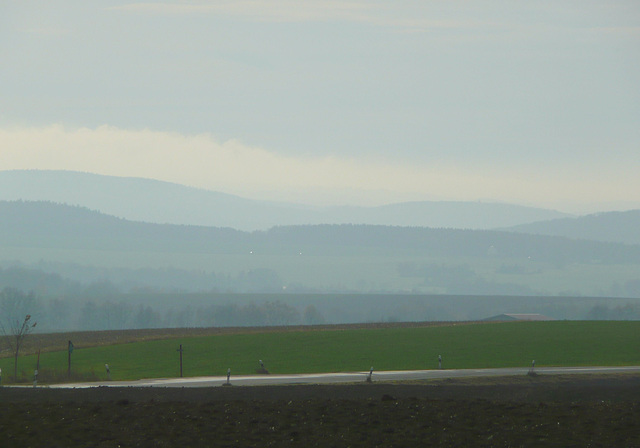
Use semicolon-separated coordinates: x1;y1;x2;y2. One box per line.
1;321;639;383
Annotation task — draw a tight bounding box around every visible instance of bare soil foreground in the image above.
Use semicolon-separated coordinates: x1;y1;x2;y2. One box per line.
1;374;639;447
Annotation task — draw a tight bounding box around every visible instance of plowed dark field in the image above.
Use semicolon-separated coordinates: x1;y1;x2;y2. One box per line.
1;374;639;447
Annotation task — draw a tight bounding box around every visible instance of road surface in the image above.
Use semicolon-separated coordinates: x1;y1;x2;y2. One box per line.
45;365;640;389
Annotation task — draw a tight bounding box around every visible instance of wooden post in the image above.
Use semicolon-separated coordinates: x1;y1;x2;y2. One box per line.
67;341;73;378
177;344;183;377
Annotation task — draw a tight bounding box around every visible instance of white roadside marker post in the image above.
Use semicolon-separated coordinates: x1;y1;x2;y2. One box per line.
528;360;536;376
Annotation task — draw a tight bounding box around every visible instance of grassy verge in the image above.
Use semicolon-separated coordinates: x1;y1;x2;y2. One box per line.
0;321;638;383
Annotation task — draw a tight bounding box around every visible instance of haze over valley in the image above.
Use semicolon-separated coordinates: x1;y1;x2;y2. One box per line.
2;2;639;332
1;171;640;331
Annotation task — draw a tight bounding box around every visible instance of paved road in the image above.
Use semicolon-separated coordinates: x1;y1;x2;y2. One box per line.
46;366;640;389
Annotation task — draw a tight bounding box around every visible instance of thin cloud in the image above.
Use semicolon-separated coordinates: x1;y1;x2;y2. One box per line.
1;125;638;212
23;28;71;37
109;1;374;23
594;26;640;37
107;1;494;33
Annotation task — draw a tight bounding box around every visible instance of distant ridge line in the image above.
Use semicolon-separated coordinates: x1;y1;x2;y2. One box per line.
0;170;572;231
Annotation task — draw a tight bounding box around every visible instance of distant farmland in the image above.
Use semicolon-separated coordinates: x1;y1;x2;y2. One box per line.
1;321;638;383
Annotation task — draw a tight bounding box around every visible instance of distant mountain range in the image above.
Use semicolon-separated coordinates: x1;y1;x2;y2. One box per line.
504;211;640;245
0;170;572;231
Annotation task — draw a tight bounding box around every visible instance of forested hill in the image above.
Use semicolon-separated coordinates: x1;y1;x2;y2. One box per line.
2;201;640;264
505;210;640;245
0;200;247;252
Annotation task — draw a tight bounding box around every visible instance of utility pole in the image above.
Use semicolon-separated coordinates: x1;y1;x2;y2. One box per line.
177;344;183;377
68;341;74;378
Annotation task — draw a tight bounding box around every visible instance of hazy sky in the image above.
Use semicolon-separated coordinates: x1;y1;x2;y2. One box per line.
1;1;639;212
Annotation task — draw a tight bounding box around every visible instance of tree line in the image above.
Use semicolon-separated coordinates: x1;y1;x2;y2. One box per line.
67;299;325;331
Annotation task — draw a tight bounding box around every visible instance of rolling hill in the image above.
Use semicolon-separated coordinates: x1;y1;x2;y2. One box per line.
1;200;638;264
1;201;640;323
505;210;640;245
0;170;571;230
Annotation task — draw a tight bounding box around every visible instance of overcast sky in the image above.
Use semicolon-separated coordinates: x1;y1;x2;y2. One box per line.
1;1;639;213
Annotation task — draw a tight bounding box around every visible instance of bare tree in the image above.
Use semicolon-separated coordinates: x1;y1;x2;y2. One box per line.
0;288;38;381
